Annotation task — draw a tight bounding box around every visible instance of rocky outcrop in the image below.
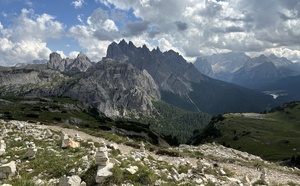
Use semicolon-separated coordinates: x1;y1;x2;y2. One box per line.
106;40;207;94
48;52;94;72
0;58;160;117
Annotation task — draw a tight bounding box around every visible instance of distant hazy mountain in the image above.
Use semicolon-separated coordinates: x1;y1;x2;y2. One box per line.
195;52;300;90
106;40;275;114
14;59;48;67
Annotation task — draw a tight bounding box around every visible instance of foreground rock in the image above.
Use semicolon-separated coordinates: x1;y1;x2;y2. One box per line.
0;161;16;179
0;119;299;186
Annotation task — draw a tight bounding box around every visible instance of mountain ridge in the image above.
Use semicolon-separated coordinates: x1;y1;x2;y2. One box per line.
106;40;276;114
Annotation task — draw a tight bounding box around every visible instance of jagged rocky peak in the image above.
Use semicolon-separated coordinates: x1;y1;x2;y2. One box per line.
49;52;62;65
48;52;93;72
106;41;129;63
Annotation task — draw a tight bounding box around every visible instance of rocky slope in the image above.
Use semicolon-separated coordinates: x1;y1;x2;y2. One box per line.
106;40;276;114
0;120;299;186
0;58;160;117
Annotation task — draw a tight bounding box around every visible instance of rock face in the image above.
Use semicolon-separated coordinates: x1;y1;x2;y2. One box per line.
59;59;160;116
0;57;160;117
105;40;276;114
48;52;94;72
106;40;207;94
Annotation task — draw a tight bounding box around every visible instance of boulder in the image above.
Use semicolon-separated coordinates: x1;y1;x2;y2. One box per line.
58;175;82;186
0;161;16;178
62;138;80;149
95;148;109;166
95;163;114;184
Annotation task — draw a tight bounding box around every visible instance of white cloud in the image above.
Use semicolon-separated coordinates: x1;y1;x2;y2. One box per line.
69;51;80;59
56;50;67;59
0;9;64;66
91;0;300;61
71;0;84;9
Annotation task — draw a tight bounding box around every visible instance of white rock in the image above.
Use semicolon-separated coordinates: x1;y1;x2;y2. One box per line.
194;178;203;184
14;137;22;142
95;150;109;166
1;184;13;186
95;163;114;183
126;166;138;175
80;181;86;186
219;168;226;176
0;161;16;178
58;175;82;186
43;129;53;138
34;179;44;186
73;133;82;142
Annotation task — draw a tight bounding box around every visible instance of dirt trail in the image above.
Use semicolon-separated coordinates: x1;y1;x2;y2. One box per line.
36;124;300;185
38;125;135;155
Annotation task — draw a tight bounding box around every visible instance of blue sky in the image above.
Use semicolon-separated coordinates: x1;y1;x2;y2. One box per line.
1;0;300;65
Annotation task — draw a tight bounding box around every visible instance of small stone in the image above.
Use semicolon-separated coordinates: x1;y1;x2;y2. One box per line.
0;140;6;155
73;133;82;142
14;137;22;142
25;147;37;159
107;143;119;150
26;169;34;172
219;168;226;176
126;166;138;175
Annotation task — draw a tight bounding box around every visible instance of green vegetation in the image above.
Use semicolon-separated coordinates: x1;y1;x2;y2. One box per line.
141;100;211;144
190;101;300;162
0;96;198;146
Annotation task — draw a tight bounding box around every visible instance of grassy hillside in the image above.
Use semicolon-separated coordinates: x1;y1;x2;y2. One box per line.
0;96;211;146
140;101;211;144
189;101;300;162
0;96;167;145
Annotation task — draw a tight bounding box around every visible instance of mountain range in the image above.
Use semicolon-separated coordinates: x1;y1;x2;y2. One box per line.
195;52;300;102
105;40;276;114
0;40;285;118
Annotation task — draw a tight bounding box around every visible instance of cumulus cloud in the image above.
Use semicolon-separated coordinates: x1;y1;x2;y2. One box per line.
123;21;149;37
71;0;84;9
69;8;120;61
0;9;64;66
92;0;300;61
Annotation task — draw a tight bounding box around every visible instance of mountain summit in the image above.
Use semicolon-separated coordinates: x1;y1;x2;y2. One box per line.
48;52;94;72
105;40;275;114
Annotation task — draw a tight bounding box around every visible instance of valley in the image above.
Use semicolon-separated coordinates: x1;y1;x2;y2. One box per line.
0;40;299;185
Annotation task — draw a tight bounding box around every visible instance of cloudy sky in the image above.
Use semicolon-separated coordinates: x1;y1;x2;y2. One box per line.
1;0;300;65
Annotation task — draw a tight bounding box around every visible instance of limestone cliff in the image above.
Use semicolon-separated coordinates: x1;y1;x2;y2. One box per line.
48;52;94;72
0;59;160;117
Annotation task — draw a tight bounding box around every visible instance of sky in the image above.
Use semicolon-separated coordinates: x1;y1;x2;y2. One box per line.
1;0;300;66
